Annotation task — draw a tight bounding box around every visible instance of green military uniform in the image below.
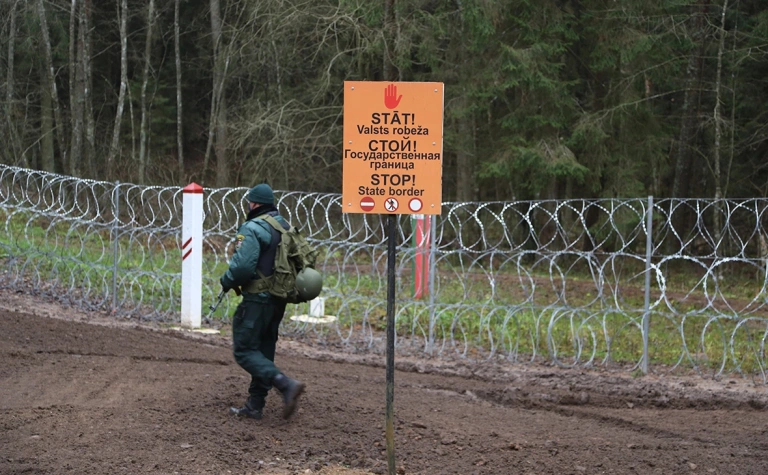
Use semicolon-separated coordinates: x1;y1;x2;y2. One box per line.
222;214;286;402
221;184;305;420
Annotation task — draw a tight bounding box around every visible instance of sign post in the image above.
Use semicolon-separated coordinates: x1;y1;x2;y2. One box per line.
343;81;444;474
342;81;444;215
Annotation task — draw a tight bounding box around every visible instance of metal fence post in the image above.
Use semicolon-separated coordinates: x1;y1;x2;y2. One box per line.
642;195;654;374
111;181;120;313
427;213;437;355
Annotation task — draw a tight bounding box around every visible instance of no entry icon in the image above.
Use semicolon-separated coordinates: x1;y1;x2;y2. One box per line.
360;197;375;212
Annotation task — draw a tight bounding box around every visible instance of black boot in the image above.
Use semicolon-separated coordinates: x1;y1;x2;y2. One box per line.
272;373;305;420
229;397;263;420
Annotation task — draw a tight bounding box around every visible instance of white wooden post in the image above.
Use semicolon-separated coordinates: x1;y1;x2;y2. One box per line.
181;183;203;328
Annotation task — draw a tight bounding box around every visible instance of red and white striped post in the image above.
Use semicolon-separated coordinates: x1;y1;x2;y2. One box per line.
412;214;431;299
181;183;203;328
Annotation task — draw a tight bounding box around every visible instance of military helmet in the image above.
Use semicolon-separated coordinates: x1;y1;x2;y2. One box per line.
295;267;323;301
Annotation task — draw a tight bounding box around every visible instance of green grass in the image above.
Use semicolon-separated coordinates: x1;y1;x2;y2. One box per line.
1;209;766;376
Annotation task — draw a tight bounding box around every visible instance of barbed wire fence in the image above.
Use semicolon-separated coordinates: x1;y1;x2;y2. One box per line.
0;164;766;381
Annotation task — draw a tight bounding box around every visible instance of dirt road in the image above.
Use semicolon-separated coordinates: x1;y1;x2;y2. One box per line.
1;298;767;474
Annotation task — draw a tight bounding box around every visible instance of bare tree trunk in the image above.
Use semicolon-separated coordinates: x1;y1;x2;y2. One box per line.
174;0;184;181
712;0;729;277
138;0;155;184
4;0;16;113
83;0;96;177
203;0;220;182
671;1;711;199
40;75;56;172
37;0;68;172
70;0;84;177
214;89;228;187
713;0;728;203
69;0;77;145
208;0;229;187
725;3;738;198
107;0;128;179
668;1;711;256
672;72;696;199
5;0;23;166
128;75;136;163
202;82;216;181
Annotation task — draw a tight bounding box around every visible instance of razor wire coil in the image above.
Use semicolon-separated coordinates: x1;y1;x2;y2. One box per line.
1;164;767;381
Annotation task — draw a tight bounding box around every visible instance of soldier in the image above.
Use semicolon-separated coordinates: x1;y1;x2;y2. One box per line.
220;183;305;420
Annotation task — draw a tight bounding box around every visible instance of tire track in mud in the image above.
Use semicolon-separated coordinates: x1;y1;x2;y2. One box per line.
464;384;768;457
403;371;768;441
30;349;232;366
415;381;768;462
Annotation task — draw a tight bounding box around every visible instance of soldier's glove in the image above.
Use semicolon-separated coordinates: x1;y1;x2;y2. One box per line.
220;280;241;296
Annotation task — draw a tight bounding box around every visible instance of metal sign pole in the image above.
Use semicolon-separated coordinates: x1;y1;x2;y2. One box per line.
385;214;397;475
341;79;443;475
642;195;654;374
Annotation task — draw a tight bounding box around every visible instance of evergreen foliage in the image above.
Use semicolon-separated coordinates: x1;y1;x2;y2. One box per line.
0;0;766;200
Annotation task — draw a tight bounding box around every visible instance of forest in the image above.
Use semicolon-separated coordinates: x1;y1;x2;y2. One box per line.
1;0;767;202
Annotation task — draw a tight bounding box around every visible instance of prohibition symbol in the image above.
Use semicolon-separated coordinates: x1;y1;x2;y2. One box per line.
360;197;375;212
384;197;399;212
408;198;423;213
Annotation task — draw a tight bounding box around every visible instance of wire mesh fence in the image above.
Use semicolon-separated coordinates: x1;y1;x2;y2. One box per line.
1;165;766;380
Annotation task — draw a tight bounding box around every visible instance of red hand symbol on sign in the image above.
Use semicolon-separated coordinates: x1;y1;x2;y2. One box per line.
384;84;402;109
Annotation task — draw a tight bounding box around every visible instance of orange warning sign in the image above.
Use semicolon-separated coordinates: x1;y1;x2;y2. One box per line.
342;81;444;215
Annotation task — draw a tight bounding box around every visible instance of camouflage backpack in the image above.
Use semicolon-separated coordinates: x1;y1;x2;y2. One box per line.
256;215;322;303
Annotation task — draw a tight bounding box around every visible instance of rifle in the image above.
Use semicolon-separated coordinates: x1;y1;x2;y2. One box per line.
204;290;226;325
204;287;241;325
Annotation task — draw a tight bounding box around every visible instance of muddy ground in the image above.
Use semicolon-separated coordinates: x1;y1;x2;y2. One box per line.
1;290;768;475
